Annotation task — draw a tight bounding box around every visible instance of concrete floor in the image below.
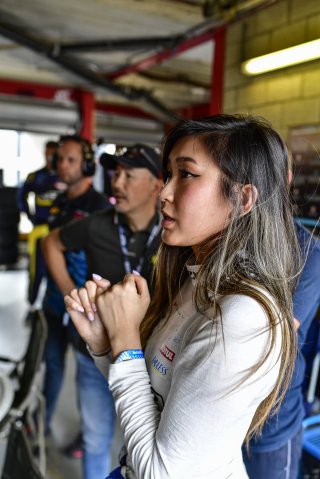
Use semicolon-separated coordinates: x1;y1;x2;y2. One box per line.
0;265;122;479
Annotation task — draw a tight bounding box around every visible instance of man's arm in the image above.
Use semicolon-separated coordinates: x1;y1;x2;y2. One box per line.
293;230;320;343
41;228;76;295
17;174;33;220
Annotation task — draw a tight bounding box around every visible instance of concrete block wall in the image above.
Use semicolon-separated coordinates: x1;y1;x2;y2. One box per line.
223;0;320;141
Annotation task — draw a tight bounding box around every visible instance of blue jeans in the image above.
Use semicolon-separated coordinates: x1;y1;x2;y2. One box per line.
43;311;70;430
243;428;303;479
76;352;116;479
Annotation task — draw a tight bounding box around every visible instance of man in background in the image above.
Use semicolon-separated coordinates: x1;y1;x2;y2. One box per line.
41;135;109;442
244;169;320;478
18;140;63;304
42;144;163;479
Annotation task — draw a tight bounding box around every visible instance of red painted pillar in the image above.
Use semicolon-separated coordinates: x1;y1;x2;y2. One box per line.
78;90;95;141
209;27;226;115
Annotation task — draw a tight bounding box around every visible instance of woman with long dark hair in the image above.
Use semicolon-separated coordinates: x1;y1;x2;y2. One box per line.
65;114;300;479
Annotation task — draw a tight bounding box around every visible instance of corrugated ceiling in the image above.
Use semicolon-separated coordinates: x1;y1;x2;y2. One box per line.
0;0;271;119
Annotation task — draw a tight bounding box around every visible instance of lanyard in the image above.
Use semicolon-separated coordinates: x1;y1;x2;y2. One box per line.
118;217;161;274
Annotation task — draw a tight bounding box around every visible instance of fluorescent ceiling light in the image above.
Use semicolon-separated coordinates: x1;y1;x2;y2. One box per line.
242;38;320;76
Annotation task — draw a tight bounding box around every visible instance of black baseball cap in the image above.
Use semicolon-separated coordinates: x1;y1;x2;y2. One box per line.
100;143;162;178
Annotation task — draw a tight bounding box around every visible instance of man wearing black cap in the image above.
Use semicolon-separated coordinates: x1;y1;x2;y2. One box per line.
42;144;163;479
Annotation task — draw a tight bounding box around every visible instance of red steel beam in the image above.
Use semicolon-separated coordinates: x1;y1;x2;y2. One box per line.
79;90;95;141
106;26;226;120
177;102;210;119
0;78;76;100
210;27;226;115
107;28;221;80
96;102;156;120
0;79;158;121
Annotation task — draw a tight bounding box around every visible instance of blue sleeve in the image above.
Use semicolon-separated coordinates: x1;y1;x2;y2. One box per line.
17;173;34;219
293;237;320;344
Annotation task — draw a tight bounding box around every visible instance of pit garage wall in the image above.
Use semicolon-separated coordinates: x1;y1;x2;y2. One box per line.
223;0;320;141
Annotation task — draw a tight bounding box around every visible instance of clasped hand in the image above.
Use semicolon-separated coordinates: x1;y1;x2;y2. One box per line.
64;272;150;359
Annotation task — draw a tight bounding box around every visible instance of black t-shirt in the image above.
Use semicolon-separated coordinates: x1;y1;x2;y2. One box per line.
48;186;110;230
60;208;161;285
59;208;162;354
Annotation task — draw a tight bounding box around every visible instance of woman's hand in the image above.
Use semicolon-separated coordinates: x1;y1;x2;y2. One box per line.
95;272;150;360
64;276;111;355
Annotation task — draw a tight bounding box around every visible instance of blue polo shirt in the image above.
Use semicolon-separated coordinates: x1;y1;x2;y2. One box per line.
250;220;320;451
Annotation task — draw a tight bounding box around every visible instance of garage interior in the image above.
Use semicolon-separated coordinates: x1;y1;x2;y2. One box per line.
0;0;320;478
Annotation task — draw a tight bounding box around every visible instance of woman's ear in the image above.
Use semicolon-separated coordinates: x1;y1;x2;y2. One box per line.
240;184;258;216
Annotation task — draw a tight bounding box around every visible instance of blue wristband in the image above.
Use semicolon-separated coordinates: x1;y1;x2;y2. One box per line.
114;349;144;363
